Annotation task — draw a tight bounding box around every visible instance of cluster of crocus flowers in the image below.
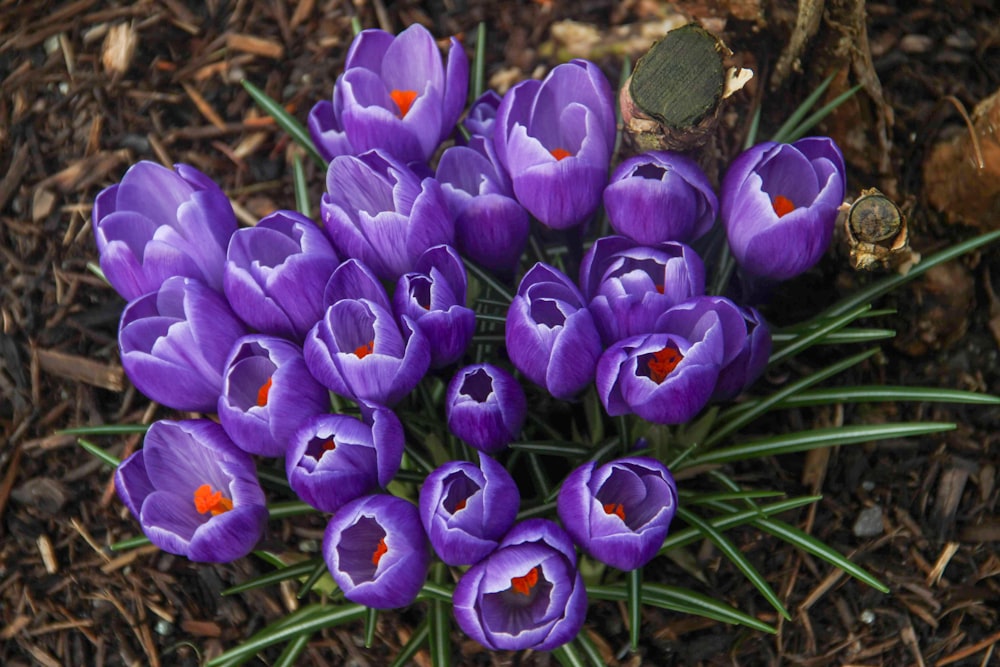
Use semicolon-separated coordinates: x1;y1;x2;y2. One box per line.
95;20;850;657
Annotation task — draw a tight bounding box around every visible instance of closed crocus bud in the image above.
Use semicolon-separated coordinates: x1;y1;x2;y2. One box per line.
115;419;267;563
446;364;527;454
657;296;771;400
596;330;723;424
493;60;616;229
393;245;476;368
304;296;431;407
506;263;603;400
119;276;247;412
418;454;519;566
557;457;678;571
307;24;468;164
463;90;502;139
224;210;339;342
321;149;453;281
437;140;530;274
218;335;329;457
286;406;403;513
721;136;847;281
604;150;718;245
453;519;587;652
580;236;706;345
323;494;430;609
94;161;238;301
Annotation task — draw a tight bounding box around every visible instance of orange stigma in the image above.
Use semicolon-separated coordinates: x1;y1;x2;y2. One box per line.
772;195;795;217
372;537;388;565
256;377;272;407
454;498;467;511
603;502;626;521
510;567;539;596
354;341;374;358
550;148;572;161
648;346;683;384
319;438;336;457
193;484;233;516
390;89;418;118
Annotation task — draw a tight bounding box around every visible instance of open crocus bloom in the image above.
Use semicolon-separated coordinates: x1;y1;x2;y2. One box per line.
114;419;267;563
445;363;527;454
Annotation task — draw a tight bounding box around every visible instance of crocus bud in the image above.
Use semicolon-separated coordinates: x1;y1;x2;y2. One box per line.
462;90;502;139
557;457;678;570
453;519;587;651
721;136;846;281
446;364;526;454
115;419;267;563
119;276;247;412
418;454;519;566
223;210;339;342
493;60;616;229
580;236;706;345
323;494;430;609
505;263;603;400
286;406;403;513
307;23;468;164
218;335;330;457
603;150;718;245
93;161;237;301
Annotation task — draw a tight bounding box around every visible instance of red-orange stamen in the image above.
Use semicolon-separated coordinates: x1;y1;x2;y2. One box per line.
772;195;795;217
193;484;233;516
454;498;467;511
390;89;418;118
655;284;665;294
648;346;683;384
510;567;539;596
354;341;374;358
603;502;626;521
550;148;572;161
256;377;272;407
372;537;388;565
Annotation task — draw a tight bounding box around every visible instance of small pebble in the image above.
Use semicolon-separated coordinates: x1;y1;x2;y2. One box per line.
853;505;884;538
860;609;876;625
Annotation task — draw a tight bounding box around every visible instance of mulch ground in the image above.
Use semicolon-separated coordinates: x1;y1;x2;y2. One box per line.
2;1;999;665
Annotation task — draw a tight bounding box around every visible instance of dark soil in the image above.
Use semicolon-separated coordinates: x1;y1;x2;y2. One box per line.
2;1;999;665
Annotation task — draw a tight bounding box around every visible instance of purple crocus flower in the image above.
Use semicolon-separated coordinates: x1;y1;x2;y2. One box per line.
721;136;847;281
453;519;587;652
557;457;678;571
223;210;339;342
446;364;527;454
93;161;237;301
580;236;706;345
307;24;468;164
115;419;267;563
657;296;772;400
217;335;330;457
418;454;519;566
506;263;604;400
320;149;453;281
119;276;247;412
493;60;616;229
323;494;430;609
603;151;718;245
304;294;431;407
437;140;530;274
393;245;476;368
463;90;502;139
596;329;723;424
286;406;403;513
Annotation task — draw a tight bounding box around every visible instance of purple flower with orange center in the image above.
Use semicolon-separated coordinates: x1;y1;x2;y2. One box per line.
721;137;846;280
418;454;519;566
307;23;468;164
93;161;237;301
580;236;706;345
445;364;527;454
114;419;267;563
217;335;329;458
557;457;678;570
453;519;587;651
286;406;403;513
323;494;430;609
118;276;247;412
493;59;616;229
